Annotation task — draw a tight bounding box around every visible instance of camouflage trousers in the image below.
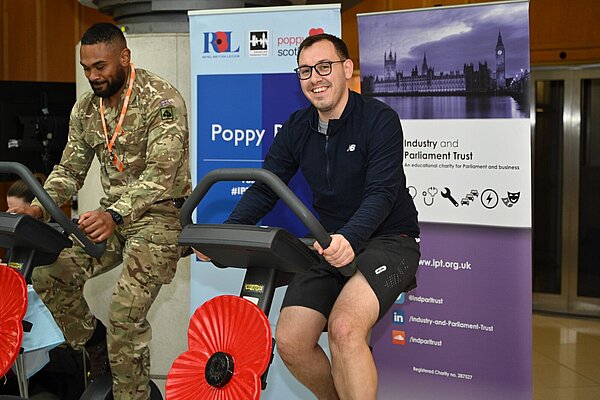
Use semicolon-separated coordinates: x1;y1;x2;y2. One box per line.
32;204;185;399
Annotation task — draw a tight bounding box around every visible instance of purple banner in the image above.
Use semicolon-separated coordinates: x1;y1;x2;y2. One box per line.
358;2;532;399
374;223;531;399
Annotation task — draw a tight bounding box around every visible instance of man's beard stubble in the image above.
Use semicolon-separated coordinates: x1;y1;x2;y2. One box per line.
90;67;127;99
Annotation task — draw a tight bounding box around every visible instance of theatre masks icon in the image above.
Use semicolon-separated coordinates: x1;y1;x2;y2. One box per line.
501;191;521;208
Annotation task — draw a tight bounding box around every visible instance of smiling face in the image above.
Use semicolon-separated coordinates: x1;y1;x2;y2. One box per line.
80;42;130;106
297;39;353;121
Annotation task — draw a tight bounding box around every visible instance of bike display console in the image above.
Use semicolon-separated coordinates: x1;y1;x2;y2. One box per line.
0;213;71;280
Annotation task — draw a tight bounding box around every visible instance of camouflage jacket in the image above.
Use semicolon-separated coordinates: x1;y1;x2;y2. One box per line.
32;68;191;226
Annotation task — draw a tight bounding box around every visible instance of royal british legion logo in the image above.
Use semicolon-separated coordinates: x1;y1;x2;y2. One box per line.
203;31;240;58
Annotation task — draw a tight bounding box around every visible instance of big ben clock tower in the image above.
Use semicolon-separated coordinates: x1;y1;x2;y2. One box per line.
496;30;506;89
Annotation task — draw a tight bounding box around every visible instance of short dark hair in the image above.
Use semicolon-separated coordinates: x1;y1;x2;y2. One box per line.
296;33;350;64
7;173;46;204
81;23;127;48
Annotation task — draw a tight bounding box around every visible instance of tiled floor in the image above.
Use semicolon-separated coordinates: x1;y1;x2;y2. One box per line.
7;312;600;399
533;312;600;400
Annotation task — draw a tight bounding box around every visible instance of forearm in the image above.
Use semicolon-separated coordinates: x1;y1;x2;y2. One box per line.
30;132;93;220
338;109;405;250
337;191;396;251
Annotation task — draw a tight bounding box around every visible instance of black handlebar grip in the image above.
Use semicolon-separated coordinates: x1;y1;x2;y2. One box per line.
299;238;357;277
337;261;357;277
182;168;358;277
0;162;106;258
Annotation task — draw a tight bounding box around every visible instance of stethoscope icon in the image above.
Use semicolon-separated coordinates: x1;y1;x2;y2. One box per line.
423;187;438;206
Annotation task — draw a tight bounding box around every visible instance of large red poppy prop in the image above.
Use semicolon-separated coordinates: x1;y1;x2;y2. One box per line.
166;295;272;400
0;265;28;378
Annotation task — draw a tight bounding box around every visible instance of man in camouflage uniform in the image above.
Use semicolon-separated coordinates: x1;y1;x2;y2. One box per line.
8;23;191;399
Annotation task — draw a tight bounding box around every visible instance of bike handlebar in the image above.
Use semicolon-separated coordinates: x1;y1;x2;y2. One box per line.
180;168;357;277
0;162;106;258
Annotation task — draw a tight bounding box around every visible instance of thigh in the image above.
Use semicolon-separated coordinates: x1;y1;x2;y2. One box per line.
119;208;184;286
330;270;379;333
32;232;124;289
281;260;346;319
109;232;180;324
276;306;328;348
355;235;420;321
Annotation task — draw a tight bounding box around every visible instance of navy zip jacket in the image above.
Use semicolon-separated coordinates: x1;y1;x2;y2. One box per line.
227;90;419;252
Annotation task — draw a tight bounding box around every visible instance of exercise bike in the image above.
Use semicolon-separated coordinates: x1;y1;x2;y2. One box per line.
0;162;162;399
166;168;356;399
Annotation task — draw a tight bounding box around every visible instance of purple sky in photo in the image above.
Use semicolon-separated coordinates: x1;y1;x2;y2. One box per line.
358;2;530;80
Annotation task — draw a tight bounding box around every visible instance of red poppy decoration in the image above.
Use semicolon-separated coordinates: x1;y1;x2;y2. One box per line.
0;265;28;378
166;295;272;400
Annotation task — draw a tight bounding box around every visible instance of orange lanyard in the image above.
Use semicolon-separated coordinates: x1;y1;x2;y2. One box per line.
99;63;136;172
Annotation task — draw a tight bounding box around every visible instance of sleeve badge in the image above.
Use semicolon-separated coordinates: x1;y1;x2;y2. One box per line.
160;107;175;120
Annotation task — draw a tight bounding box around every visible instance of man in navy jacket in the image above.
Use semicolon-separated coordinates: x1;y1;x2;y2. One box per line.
205;34;420;399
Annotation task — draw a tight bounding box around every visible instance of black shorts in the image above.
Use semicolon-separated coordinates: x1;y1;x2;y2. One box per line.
281;235;420;321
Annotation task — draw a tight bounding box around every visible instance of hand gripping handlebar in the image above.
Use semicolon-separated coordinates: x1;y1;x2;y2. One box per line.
180;168;357;277
0;162;106;258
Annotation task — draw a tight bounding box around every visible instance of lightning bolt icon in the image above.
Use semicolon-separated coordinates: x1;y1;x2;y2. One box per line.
480;189;498;209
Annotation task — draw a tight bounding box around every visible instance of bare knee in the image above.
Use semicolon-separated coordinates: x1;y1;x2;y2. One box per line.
275;325;306;363
276;307;326;364
328;314;367;353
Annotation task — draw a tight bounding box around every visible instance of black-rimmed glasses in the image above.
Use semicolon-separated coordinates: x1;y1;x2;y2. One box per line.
294;60;346;80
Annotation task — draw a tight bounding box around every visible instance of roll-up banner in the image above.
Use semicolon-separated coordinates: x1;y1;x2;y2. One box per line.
188;5;340;398
358;1;532;399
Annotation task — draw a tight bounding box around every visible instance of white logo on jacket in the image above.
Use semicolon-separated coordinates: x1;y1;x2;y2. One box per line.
375;265;387;275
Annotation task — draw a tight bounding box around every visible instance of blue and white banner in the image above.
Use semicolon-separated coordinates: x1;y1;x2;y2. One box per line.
358;2;531;399
188;5;340;398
